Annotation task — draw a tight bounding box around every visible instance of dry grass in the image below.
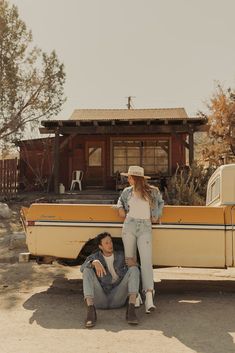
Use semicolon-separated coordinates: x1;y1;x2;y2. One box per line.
164;164;215;206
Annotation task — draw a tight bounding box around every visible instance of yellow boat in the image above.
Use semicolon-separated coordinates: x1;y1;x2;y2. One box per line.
21;164;235;268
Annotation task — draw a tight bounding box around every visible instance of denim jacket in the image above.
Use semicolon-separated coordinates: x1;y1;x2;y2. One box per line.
117;186;164;219
80;250;128;294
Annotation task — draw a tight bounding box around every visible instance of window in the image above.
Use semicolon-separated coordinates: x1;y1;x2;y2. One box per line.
88;147;102;166
112;139;170;175
208;177;220;203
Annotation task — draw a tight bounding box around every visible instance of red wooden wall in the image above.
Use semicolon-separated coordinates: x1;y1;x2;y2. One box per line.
18;133;186;191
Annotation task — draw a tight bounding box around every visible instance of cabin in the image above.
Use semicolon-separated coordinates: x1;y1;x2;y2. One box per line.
18;108;207;193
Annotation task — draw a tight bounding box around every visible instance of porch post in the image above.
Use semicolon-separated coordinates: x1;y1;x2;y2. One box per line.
53;128;60;193
188;130;194;166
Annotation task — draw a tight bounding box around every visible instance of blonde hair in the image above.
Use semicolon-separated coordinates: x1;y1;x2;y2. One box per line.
131;175;158;207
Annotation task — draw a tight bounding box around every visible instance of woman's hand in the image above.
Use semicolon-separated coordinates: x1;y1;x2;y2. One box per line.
92;260;106;277
118;207;126;218
151;216;161;224
125;257;137;267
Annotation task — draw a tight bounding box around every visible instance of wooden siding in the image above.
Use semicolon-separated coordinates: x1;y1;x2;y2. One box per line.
0;158;18;195
19;138;54;191
18;133;187;192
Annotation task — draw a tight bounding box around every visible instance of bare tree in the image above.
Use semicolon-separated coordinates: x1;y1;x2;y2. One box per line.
18;138;54;192
0;1;66;149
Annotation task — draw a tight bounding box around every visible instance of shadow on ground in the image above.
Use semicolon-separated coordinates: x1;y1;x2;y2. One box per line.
22;276;235;353
0;263;70;309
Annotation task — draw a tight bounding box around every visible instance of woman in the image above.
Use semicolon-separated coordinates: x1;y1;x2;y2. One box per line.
117;165;164;313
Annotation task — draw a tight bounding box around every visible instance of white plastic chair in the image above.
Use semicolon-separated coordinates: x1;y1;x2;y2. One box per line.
70;170;83;191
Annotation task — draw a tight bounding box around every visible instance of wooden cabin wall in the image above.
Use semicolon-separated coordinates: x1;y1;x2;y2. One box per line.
19;132;187;191
171;134;186;172
67;135;110;189
19;138;54;191
19;137;68;191
66;133;187;189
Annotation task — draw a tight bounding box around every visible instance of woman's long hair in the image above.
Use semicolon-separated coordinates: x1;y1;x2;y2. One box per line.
131;175;157;207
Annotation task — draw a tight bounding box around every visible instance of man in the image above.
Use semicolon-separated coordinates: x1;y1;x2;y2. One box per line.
80;232;140;328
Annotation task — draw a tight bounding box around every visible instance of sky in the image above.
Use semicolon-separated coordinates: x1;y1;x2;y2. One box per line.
9;0;235;119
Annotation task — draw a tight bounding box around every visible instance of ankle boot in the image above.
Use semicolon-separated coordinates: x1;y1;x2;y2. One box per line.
145;291;156;314
126;303;138;325
85;305;97;328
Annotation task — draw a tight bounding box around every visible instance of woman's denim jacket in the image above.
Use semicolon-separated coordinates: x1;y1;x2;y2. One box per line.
80;250;128;294
117;186;164;219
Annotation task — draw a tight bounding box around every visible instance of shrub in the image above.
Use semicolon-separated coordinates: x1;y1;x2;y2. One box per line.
164;163;215;205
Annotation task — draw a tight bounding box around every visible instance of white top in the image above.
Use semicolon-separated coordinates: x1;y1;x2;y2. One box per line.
128;193;151;219
103;254;119;283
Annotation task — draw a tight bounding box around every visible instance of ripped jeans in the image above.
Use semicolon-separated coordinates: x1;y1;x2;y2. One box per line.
122;216;154;291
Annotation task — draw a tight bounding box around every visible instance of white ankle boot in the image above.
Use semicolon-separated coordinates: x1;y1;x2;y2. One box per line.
145;291;156;314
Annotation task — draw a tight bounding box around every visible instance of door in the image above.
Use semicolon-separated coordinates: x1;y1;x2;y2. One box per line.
85;141;105;187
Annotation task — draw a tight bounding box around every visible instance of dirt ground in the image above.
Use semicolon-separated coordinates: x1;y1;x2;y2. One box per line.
1;202;235;353
0;201;28;263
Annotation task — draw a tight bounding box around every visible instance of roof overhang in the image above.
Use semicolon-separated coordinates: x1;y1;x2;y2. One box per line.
40;117;208;135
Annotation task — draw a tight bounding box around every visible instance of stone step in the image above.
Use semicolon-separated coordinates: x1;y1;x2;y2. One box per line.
59;192;119;200
56;199;116;204
76;195;118;200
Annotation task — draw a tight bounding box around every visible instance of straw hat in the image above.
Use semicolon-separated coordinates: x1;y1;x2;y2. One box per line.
120;166;150;179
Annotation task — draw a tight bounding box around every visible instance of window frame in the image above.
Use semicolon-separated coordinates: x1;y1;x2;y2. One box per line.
207;176;220;205
110;136;171;176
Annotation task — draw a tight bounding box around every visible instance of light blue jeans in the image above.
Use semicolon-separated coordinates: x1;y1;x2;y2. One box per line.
122;216;154;291
82;266;140;309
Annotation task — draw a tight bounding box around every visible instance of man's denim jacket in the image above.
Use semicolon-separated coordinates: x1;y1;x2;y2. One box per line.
80;250;128;294
117;186;164;219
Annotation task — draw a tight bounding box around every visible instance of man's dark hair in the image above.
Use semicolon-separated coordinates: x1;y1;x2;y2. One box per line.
96;232;112;246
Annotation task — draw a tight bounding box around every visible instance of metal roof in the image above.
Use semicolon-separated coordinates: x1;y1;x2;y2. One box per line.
69;108;191;121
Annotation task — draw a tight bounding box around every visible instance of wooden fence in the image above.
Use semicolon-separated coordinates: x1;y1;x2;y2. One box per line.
0;158;18;195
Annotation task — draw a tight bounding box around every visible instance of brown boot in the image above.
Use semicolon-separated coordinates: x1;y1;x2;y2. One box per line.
85;305;97;328
126;303;138;325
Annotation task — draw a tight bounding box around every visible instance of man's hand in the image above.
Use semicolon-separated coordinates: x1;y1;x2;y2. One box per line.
125;257;137;267
92;260;107;277
118;207;126;218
